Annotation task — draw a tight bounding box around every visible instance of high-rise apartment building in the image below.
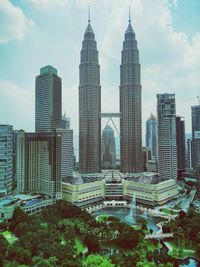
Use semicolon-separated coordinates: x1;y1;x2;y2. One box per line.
102;125;116;168
120;14;142;173
35;65;62;132
176;116;185;172
191;105;200;169
79;16;101;173
146;114;157;161
0;125;13;196
157;94;177;180
17;130;61;199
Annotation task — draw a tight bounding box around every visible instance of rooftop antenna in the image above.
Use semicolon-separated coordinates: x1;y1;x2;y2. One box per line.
88;6;91;23
129;6;131;23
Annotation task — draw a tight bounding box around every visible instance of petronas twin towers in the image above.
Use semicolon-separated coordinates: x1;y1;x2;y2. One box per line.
79;11;142;174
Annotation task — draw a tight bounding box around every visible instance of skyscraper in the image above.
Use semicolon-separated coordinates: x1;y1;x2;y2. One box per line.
146;114;157;161
0;125;13;196
56;128;73;178
120;12;142;173
176;116;185;172
62;114;70;130
17;130;62;199
102;125;116;168
35;65;62;132
79;14;101;173
186;138;192;169
157;94;177;180
191;105;200;170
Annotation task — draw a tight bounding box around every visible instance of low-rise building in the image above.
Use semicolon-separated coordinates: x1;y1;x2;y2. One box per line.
62;170;179;207
0;194;54;220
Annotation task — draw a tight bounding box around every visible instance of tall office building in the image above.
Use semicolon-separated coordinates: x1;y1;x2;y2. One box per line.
120;12;142;173
176;116;185;172
17;130;61;199
191;105;200;169
62;114;70;130
186;138;192;169
146;114;157;161
102;125;116;168
0;125;13;196
157;94;177;180
35;65;62;132
79;15;101;173
56;128;73;178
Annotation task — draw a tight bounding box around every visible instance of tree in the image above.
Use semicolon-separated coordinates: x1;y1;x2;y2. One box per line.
82;255;115;267
83;235;100;253
10;207;30;232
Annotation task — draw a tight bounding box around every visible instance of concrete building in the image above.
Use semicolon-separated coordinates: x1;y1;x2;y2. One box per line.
157;94;177;180
35;65;62;133
56;128;73;178
62;175;104;206
17;130;61;199
191;105;200;170
79;15;101;173
0;125;13;196
0;194;53;221
120;13;142;173
176;116;185;173
146;114;157;161
102;125;116;168
62;171;178;207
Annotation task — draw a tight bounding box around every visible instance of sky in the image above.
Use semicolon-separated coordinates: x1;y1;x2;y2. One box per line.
0;0;200;138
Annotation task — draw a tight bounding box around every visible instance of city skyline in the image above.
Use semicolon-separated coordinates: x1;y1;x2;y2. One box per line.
0;0;200;135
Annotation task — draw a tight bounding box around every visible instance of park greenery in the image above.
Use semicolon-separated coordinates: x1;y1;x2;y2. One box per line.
0;200;199;266
163;207;200;260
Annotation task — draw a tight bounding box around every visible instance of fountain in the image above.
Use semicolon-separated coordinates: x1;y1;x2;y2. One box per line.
125;193;136;223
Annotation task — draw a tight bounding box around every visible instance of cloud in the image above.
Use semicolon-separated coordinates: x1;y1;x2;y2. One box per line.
0;80;34;131
0;0;34;43
28;0;69;9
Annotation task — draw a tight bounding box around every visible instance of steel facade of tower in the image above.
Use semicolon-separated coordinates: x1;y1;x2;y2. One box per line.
35;65;62;133
79;18;101;173
120;17;142;173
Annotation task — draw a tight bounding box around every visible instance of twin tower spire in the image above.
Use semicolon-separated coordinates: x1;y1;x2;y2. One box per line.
79;8;142;174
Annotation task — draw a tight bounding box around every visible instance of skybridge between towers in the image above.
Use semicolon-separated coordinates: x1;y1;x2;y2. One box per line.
100;113;121;137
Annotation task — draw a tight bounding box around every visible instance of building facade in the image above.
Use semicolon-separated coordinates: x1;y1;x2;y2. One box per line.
186;138;192;169
62;114;70;130
176;116;185;172
56;128;73;178
79;17;101;173
62;171;179;207
0;125;13;196
146;114;157;161
120;16;142;173
157;94;177;180
191;105;200;170
17;130;61;199
102;125;116;168
35;65;62;133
